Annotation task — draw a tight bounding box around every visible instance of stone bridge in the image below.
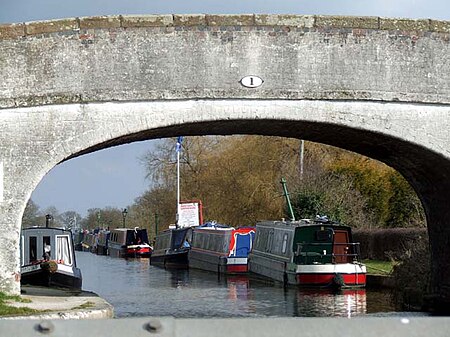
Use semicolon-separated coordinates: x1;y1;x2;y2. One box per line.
0;14;449;309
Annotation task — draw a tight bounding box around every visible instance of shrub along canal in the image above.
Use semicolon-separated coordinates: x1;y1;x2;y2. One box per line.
76;251;411;318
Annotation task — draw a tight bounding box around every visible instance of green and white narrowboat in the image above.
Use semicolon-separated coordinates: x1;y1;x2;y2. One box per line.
249;218;366;288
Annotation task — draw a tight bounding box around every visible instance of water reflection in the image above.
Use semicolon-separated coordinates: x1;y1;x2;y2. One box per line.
293;289;367;317
76;252;392;318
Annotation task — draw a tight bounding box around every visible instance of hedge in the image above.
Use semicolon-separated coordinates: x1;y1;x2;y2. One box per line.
353;228;428;261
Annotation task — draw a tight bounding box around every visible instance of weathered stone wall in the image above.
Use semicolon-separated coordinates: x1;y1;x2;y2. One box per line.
0;15;449;310
0;14;449;108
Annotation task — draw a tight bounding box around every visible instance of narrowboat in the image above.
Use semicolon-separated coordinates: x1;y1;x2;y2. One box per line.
189;222;256;274
81;232;97;253
150;226;192;268
20;226;82;290
73;230;84;251
249;218;366;288
96;230;110;255
108;228;153;258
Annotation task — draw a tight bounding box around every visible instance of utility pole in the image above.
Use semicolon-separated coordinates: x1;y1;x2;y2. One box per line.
299;139;304;179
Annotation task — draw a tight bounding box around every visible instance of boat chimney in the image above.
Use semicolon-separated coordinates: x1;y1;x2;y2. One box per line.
45;214;53;228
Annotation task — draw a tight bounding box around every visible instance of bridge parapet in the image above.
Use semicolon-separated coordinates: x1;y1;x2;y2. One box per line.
1;14;449;39
0;14;449;109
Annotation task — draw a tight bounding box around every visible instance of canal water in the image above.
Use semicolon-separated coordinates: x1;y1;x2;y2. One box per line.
76;251;397;318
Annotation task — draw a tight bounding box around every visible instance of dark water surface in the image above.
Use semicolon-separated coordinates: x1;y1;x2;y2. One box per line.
76;251;399;318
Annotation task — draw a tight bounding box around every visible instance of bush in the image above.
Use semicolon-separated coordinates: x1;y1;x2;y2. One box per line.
353;228;428;261
390;238;430;311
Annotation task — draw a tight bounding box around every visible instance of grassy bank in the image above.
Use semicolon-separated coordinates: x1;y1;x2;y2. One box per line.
363;259;396;275
0;292;40;317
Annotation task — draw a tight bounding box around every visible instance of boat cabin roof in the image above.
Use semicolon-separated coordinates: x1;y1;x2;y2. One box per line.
22;226;73;236
256;219;351;231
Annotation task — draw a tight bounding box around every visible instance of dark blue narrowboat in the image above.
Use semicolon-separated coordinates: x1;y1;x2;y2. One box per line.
150;226;192;268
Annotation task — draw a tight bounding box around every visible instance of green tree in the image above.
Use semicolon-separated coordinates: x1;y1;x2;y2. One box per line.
139;136;425;230
385;171;425;227
22;199;41;228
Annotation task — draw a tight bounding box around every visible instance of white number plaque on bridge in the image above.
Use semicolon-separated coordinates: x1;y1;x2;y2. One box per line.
240;75;264;88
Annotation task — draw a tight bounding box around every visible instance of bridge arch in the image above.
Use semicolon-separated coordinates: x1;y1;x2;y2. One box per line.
1;14;449;310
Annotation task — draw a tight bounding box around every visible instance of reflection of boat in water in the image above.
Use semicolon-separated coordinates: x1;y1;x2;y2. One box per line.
20;226;82;290
108;228;153;258
293;288;367;317
189;222;256;274
249;218;366;288
185;268;254;303
150;227;192;268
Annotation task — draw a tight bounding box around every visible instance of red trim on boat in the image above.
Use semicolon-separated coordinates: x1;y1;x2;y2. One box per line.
126;247;151;255
296;273;366;286
226;264;248;273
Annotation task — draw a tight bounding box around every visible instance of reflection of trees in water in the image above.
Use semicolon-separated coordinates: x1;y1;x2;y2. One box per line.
292;289;367;317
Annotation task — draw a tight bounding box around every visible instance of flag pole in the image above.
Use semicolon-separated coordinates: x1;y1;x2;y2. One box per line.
176;136;183;228
176;144;180;228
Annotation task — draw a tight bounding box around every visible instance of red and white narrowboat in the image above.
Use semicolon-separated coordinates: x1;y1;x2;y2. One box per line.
108;227;153;258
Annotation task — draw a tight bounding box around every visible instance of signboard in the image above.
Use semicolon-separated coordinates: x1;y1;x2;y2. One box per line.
21;264;40;274
178;200;203;228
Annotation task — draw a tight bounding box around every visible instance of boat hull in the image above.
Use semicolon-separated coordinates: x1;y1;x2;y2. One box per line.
96;245;108;256
189;249;249;274
150;249;189;268
21;263;82;290
109;244;152;258
124;246;152;258
287;263;367;288
249;253;366;288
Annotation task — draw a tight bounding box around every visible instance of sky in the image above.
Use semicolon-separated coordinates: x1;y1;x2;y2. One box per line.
1;0;449;217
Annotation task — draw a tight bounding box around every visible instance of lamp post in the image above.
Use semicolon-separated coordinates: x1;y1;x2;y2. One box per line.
122;208;128;228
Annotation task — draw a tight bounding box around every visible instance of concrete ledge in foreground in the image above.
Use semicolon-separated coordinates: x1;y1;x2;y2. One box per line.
1;286;114;320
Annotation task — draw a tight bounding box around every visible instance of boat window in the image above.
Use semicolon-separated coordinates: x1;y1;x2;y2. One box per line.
29;236;37;262
126;231;135;245
266;230;274;253
43;236;51;259
281;233;289;254
56;235;72;265
315;229;333;242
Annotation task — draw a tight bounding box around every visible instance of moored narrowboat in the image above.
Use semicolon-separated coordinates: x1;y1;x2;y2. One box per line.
73;230;84;251
108;227;153;258
20;226;82;290
189;222;256;274
249;218;366;288
96;230;110;255
150;226;192;268
81;232;97;253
